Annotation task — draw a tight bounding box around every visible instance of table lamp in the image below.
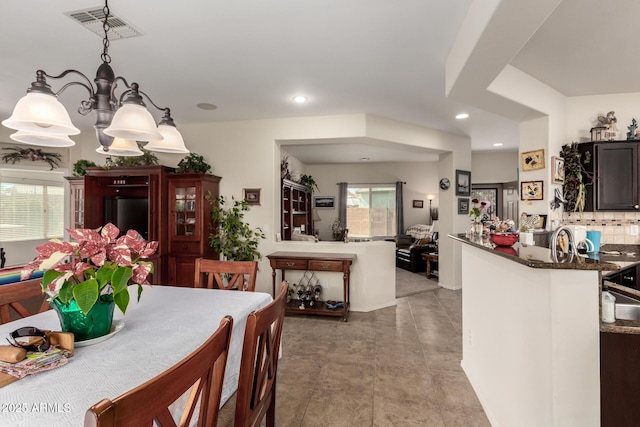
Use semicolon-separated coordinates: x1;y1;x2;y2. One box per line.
427;194;437;224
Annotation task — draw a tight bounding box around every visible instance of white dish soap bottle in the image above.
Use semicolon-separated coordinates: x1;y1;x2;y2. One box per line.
601;290;616;323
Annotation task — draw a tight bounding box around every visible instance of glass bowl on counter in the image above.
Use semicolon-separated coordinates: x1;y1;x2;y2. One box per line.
490;232;519;247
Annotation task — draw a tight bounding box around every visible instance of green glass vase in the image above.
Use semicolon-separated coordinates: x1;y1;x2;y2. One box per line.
50;296;115;342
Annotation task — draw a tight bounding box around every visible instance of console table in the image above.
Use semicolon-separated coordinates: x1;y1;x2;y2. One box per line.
266;251;355;321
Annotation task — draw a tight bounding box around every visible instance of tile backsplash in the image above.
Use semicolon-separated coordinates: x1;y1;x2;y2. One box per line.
562;211;640;244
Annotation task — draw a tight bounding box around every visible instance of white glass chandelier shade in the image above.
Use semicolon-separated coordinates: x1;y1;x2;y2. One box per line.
144;124;189;153
104;103;163;142
10;131;75;147
1;92;80;135
95;138;143;157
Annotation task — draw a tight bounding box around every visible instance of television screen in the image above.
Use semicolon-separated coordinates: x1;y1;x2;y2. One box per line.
104;197;149;239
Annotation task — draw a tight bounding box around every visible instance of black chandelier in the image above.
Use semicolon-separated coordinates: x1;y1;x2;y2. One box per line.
2;0;188;156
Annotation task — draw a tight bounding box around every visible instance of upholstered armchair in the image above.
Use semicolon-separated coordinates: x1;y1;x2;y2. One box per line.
395;224;438;273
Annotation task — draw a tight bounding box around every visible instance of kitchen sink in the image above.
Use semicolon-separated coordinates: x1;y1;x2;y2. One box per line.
610;290;640;321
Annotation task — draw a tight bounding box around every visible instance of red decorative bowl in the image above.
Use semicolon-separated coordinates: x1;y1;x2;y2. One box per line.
490;233;519;247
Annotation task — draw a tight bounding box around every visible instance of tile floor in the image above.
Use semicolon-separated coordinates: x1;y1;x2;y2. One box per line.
218;270;490;426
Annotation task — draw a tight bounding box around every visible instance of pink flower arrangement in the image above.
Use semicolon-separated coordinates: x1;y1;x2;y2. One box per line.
21;223;158;315
469;198;491;223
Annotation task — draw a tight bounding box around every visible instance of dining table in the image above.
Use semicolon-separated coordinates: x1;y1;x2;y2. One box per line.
0;285;272;427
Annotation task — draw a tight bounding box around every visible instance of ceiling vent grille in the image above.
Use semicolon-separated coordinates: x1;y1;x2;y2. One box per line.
65;7;142;40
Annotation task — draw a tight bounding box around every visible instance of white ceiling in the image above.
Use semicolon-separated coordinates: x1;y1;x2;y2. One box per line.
0;0;637;164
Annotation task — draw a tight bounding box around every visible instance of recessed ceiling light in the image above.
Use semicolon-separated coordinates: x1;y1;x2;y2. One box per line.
197;103;217;111
493;143;503;147
292;96;308;103
456;113;469;120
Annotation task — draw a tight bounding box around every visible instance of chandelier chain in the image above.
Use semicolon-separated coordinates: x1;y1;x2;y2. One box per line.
101;0;111;64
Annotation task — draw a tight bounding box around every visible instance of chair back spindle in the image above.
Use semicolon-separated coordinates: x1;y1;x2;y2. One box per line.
194;259;258;292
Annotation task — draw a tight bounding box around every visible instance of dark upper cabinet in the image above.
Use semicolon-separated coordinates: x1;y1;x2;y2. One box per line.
595;142;639;210
570;141;640;212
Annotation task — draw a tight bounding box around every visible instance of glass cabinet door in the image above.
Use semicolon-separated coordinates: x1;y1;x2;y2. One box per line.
173;185;197;237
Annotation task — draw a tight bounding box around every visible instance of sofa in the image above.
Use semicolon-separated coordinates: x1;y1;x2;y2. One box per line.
395;224;438;273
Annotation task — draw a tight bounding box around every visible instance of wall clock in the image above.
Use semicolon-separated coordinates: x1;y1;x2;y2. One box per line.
439;178;450;190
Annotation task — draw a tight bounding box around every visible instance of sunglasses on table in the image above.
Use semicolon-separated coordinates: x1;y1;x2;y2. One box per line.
6;327;50;352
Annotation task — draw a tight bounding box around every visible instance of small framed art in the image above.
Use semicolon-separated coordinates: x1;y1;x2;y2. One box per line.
455;170;471;196
314;196;335;209
243;188;261;205
551;156;565;184
521;180;544;201
413;200;424;208
521;149;545;171
458;198;469;215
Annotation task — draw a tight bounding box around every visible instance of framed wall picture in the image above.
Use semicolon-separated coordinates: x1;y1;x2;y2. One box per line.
314;196;335;209
551;156;565;184
458;198;470;215
455;170;471;196
413;200;424;208
521;149;545;171
520;180;544;201
243;188;261;205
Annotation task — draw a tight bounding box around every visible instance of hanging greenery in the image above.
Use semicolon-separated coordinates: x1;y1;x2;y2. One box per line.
299;174;319;193
2;147;62;170
72;159;98;176
561;143;592;213
176;152;212;174
106;144;159;167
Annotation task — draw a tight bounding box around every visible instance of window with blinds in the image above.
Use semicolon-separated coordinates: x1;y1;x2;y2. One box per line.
0;179;64;242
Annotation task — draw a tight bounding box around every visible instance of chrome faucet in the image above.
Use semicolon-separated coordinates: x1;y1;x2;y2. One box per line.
550;226;577;262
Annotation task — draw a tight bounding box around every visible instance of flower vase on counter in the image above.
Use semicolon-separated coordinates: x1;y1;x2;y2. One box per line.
472;221;483;236
469;198;490;236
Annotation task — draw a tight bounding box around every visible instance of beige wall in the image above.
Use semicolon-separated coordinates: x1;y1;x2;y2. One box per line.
471;151;518;183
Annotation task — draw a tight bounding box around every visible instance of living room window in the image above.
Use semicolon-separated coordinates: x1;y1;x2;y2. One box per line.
0;175;64;242
346;184;396;238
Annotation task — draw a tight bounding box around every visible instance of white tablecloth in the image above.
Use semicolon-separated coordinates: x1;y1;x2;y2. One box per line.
0;285;272;427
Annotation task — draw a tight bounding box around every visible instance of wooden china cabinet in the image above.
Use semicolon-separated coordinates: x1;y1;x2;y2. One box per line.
167;173;221;287
77;167;220;287
65;176;85;229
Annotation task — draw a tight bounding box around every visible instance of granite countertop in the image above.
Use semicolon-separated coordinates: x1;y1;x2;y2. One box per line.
451;233;640;334
450;233;621;272
601;281;640;335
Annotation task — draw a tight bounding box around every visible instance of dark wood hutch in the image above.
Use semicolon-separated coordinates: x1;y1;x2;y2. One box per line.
80;166;220;287
281;179;312;240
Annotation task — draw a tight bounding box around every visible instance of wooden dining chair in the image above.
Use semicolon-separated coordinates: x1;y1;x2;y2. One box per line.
234;281;287;427
0;278;49;324
194;258;258;291
84;316;234;427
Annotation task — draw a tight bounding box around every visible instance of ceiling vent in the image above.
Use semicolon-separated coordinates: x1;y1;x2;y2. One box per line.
65;6;142;40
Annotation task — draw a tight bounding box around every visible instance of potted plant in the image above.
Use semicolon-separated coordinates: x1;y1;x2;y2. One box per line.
299;174;319;193
72;159;98;177
105;144;159;167
208;195;265;261
332;218;344;241
176;152;212;174
21;223;158;341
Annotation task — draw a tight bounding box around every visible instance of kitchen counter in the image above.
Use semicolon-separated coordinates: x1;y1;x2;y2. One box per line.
453;233;601;426
601;281;640;335
449;233;621;271
451;234;640;336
